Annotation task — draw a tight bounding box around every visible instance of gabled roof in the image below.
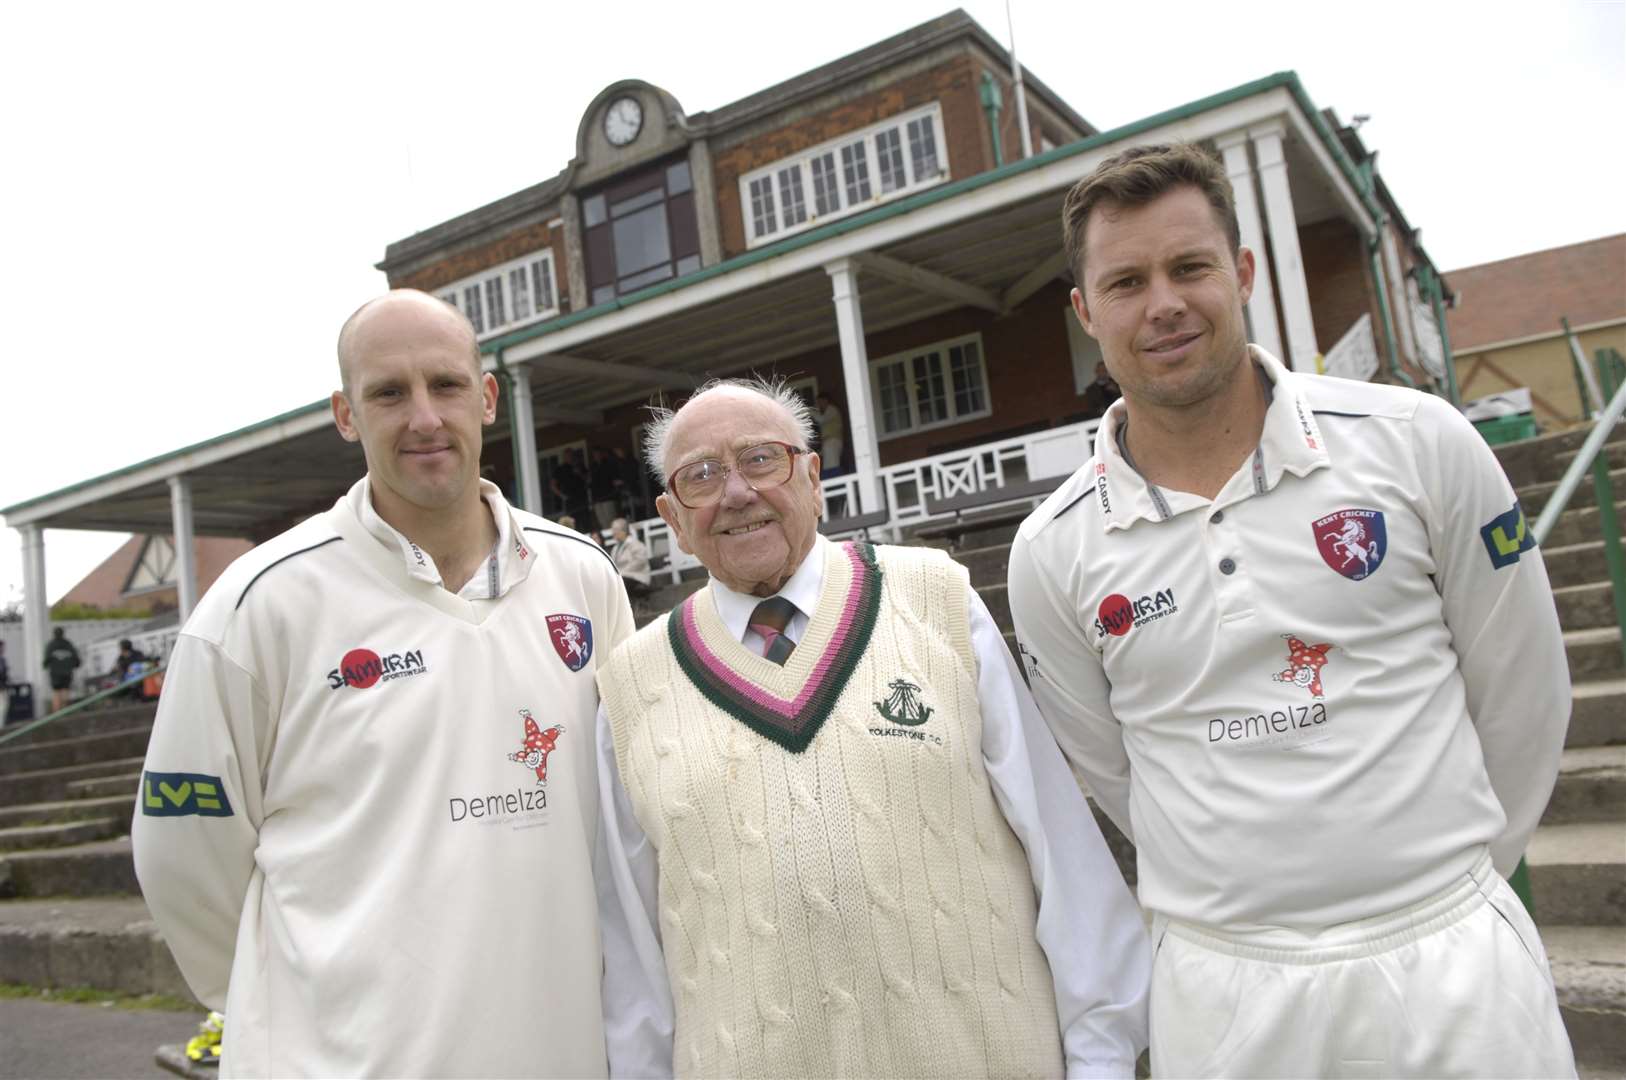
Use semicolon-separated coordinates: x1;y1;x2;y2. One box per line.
1445;233;1626;352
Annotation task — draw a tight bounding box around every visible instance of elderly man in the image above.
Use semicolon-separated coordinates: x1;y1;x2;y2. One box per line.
1008;143;1575;1077
133;290;633;1078
608;517;653;599
594;378;1148;1079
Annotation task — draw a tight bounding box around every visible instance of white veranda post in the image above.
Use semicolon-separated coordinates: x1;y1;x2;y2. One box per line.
168;475;199;622
1251;122;1320;373
1215;130;1286;362
505;361;543;515
825;259;882;519
19;524;48;709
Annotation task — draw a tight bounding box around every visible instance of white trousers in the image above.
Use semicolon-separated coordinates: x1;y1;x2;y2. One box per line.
1149;851;1576;1078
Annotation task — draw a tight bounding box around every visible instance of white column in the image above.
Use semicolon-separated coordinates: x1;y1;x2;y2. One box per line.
1215;130;1285;362
824;259;882;518
168;475;199;621
1380;224;1419;365
19;524;48;710
1251;122;1320;373
506;361;543;514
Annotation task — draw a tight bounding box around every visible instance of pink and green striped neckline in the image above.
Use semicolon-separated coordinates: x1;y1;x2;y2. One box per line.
667;541;883;753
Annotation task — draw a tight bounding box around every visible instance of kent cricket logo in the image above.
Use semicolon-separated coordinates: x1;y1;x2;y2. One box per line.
326;647;428;690
547;614;593;672
1481;501;1536;569
1313;508;1386;581
142;771;234;817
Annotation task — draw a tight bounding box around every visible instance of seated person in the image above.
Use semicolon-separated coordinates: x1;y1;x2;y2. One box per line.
608;518;652;599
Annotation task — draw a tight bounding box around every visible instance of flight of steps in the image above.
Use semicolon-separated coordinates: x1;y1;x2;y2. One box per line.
0;700;195;1001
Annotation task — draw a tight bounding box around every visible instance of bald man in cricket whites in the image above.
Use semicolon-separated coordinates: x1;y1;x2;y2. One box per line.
133;290;634;1078
593;377;1149;1079
1008;143;1574;1077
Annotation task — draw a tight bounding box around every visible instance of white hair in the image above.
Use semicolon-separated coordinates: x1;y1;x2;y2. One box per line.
641;376;817;483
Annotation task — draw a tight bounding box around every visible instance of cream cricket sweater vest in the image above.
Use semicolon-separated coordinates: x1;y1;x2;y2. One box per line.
601;542;1063;1079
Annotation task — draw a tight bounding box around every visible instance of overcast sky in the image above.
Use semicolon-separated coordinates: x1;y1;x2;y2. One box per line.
2;0;1622;605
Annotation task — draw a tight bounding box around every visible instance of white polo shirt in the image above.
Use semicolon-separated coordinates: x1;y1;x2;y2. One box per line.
1008;347;1570;932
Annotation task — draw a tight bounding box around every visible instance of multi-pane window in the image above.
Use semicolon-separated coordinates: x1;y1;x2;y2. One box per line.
739;103;949;247
439;248;560;341
870;335;991;437
583;157;702;304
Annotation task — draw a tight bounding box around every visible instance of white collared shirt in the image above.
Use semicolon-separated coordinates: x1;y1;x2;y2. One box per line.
1009;346;1570;931
349;476;534;601
596;535;1150;1078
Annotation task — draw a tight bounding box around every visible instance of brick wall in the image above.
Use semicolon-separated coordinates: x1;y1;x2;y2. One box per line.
711;54;992;258
390;220;563;296
1299;217;1374;358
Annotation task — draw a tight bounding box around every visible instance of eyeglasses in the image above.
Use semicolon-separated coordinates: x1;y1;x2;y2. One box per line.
666;441;808;509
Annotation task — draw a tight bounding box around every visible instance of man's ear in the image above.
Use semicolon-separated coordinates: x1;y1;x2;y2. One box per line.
1070;286;1097;338
331;390;360;443
481;372;499;425
807;451;824;518
656;493;691;555
1235;246;1257;306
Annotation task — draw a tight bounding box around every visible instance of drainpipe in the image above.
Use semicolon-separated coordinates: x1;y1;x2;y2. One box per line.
1367;229;1414;390
979;72;1004;169
489;349;528;509
1415;260;1461;406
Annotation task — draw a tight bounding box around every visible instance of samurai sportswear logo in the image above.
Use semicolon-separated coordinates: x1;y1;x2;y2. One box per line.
871;677;942;745
142;771;233;817
1313;508;1386;581
547;614;593;672
326;647;427;690
1481;501;1536;569
1095;588;1179;638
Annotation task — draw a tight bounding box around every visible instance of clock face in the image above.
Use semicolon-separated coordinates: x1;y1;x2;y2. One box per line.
604;97;643;147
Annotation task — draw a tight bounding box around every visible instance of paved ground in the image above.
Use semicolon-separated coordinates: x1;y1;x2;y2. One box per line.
0;997;198;1079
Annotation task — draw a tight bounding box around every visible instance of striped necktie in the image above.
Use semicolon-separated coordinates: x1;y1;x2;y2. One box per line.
747;596;798;665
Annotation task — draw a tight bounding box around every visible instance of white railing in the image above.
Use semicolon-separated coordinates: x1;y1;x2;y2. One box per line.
629;417;1102;583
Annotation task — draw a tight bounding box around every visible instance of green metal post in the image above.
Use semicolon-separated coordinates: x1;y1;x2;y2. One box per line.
1591;350;1626;673
1417;262;1461;407
979;72;1004;168
1367;233;1413;389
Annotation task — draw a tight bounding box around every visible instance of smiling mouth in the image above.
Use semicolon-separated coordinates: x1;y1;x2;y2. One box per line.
1143;332;1202;355
722;521;773;536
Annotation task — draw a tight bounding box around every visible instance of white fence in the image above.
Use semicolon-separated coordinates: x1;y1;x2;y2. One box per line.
624;418;1101;583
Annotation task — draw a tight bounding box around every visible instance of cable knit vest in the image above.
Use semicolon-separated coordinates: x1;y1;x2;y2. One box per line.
600;542;1063;1079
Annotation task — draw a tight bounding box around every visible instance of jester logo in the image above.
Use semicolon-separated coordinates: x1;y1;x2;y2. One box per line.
508;710;564;785
1272;634;1334;698
875;678;933;726
1313;508;1386;581
546;613;593;672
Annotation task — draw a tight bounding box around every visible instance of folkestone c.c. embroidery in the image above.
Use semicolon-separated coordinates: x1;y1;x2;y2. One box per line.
667;541;883;753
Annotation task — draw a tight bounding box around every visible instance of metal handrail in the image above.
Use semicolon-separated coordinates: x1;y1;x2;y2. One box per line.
1532;377;1626;546
0;663;166;749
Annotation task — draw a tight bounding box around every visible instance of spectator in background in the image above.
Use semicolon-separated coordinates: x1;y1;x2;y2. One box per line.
559;449;592;534
611;445;643;520
1080;360;1122;419
113;638;148;699
0;641;10;725
608;518;652;600
43;627;81;713
590;447;619;533
815;391;845;474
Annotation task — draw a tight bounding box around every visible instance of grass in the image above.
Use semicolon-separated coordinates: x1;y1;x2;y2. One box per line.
0;981;199;1012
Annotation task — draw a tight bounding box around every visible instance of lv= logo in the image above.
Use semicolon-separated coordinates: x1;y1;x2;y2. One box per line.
142;771;234;817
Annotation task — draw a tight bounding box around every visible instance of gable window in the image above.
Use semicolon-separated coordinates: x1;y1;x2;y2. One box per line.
739;103;949;248
869;334;991;439
583;157;702;305
439;249;560;341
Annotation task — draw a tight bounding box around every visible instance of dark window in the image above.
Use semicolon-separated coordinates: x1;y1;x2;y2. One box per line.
583;157;701;303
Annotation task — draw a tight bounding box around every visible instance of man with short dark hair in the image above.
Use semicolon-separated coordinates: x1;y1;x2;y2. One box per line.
1009;143;1574;1076
595;378;1149;1078
42;627;80;712
133;289;633;1078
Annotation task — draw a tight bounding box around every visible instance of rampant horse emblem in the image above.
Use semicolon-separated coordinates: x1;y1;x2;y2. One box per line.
1312;508;1387;581
875;678;933;726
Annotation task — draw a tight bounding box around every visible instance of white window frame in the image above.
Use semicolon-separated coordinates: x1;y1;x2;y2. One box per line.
869;333;992;441
437;248;560;341
738;102;949;249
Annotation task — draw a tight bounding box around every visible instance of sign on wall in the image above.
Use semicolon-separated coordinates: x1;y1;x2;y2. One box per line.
1323;313;1379;382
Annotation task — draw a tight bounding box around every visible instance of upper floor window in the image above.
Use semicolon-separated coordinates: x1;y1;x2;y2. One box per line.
583;158;702;305
438;249;560;341
740;103;948;248
870;333;990;439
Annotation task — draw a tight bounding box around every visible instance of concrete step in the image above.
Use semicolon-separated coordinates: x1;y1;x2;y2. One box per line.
1556;582;1621;631
1566;627;1625;682
0;726;153;778
1546;539;1626;590
0;794;135;831
1492;427;1594;489
0;836;140;898
0;756;147;808
1543;499;1626;549
1522;466;1626;517
1544;924;1626;1077
957;542;1011;590
1543;747;1626;825
1554;440;1626;480
0;895;195;1000
1527;823;1626;927
0;817;122;853
1569;681;1626;748
67;773;142;800
0;701;157;748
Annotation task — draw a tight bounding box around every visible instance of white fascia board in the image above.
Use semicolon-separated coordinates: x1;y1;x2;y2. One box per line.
506;91;1298;365
1281;106;1375;237
4;406;336;528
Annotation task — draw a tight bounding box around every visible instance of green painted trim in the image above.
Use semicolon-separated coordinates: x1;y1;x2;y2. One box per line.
1367;235;1414;390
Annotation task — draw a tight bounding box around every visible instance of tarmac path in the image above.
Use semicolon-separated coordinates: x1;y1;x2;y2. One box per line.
0;997;197;1079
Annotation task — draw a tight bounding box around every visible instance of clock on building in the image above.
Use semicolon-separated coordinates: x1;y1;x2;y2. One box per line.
603;96;643;147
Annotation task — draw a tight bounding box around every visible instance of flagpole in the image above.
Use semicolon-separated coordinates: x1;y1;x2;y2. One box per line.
1006;0;1034;158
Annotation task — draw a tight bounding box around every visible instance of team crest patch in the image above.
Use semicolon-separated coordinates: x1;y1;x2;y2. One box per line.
507;709;564;785
875;678;933;726
546;613;593;671
1313;508;1386;581
1272;634;1334;698
1480;501;1535;569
